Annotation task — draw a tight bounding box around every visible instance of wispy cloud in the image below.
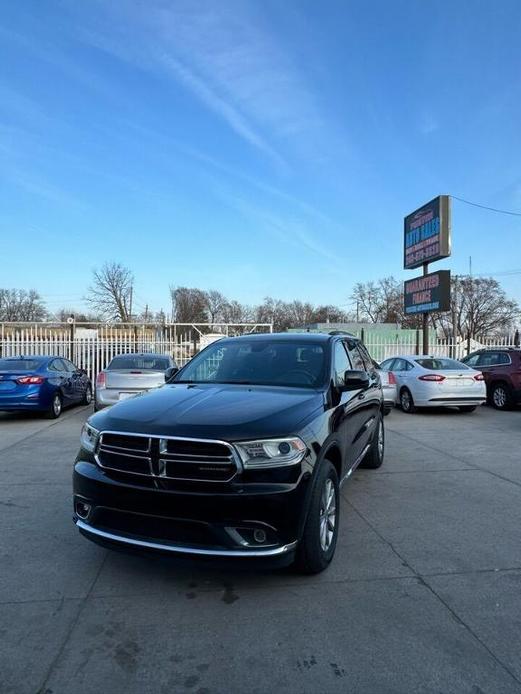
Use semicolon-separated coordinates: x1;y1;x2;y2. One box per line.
75;1;330;168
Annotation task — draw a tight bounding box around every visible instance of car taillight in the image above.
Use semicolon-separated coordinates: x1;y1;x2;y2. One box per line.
96;371;106;387
474;373;484;381
418;374;446;382
16;376;44;385
388;371;397;385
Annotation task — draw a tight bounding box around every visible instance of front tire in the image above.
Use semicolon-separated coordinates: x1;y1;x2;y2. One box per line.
400;387;416;413
295;460;339;574
360;414;384;469
489;382;512;410
46;392;62;419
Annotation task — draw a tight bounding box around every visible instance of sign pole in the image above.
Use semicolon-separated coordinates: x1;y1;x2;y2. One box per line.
422;263;429;355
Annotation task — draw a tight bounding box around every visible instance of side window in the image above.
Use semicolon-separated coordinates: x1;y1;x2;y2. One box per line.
63;359;77;372
49;359;66;372
405;360;414;371
380;359;395;371
477;352;508;367
346;341;366;371
496;353;511;365
333;341;351;386
464;353;480;367
393;358;406;372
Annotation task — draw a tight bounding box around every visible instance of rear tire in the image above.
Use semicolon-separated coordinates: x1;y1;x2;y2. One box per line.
82;385;92;406
489;382;513;411
360;414;384;469
46;392;62;419
458;405;477;413
400;387;416;413
295;460;339;575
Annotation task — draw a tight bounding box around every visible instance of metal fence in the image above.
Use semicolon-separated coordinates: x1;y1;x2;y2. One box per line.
0;322;273;383
360;332;519;363
0;322;518;381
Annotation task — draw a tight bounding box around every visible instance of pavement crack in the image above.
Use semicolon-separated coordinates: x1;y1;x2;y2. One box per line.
35;549;109;693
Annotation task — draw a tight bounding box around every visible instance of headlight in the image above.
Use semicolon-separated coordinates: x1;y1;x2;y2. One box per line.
80;422;100;453
234;437;306;469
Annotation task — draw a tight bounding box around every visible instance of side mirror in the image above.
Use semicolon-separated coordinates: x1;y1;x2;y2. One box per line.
164;366;179;382
339;369;370;391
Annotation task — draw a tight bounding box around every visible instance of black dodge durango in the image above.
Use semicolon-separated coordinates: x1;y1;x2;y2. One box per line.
73;333;384;573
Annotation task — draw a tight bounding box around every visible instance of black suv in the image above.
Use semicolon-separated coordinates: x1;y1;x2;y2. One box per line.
73;333;384;573
461;348;521;410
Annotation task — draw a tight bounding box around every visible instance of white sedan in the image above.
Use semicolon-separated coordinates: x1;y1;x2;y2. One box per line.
379;355;487;413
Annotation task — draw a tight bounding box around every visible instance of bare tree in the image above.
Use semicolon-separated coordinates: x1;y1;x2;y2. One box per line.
54;307;102;323
85;262;134;322
222;300;253;323
169;287;209;323
0;289;47;321
351;277;403;324
434;276;519;339
204;290;227;324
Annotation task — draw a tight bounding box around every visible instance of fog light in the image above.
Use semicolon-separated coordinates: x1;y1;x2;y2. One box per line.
75;501;91;519
253;529;267;544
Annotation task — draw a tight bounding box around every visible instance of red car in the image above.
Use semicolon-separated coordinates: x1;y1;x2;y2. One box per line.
461;348;521;410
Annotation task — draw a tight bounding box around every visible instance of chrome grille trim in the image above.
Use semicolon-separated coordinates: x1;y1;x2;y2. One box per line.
95;431;240;482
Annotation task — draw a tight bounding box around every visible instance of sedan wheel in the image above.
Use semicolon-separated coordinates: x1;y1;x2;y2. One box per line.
400;388;416;413
82;385;92;406
46;393;62;419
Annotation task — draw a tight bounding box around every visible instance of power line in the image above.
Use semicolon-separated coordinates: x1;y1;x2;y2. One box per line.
451;195;521;217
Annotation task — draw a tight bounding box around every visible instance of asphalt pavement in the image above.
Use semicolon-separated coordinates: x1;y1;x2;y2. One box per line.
1;403;520;694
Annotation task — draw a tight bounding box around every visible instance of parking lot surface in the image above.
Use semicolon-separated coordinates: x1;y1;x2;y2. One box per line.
1;404;521;694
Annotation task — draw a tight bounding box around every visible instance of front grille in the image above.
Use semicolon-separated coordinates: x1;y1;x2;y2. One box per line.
96;432;238;482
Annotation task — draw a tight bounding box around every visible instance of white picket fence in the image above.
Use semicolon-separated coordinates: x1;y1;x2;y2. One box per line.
0;323;272;384
361;332;519;363
0;323;518;382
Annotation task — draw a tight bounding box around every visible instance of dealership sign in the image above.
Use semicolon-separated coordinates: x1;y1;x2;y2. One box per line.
404;270;451;315
404;195;451;270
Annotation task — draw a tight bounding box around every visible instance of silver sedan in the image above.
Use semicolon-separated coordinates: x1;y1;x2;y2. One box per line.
94;353;178;411
379;355;486;413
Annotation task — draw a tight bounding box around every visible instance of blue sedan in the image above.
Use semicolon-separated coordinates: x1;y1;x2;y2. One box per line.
0;355;92;418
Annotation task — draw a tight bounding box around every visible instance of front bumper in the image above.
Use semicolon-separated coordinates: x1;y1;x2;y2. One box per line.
73;460;308;562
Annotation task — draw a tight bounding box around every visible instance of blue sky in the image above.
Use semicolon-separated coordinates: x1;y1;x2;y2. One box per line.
1;0;521;316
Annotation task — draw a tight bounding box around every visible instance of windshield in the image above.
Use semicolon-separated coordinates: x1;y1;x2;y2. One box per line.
107;356;170;371
176;340;326;388
0;359;42;371
415;358;470;371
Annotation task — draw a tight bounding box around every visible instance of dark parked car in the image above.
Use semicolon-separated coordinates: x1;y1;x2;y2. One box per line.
73;333;384;574
461;348;521;410
0;355;92;418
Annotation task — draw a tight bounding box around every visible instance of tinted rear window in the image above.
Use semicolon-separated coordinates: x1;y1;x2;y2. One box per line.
107;356;170;371
0;359;42;371
415;358;469;371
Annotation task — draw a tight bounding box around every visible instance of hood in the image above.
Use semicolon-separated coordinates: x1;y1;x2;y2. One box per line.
90;383;324;441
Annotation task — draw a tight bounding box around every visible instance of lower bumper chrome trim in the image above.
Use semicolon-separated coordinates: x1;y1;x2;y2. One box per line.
75;519;297;557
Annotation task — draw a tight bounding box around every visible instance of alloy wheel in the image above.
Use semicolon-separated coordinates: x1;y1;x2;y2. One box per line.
319;478;337;552
493;386;507;409
53;395;62;416
85;387;92;404
401;390;411;411
377;420;384;459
